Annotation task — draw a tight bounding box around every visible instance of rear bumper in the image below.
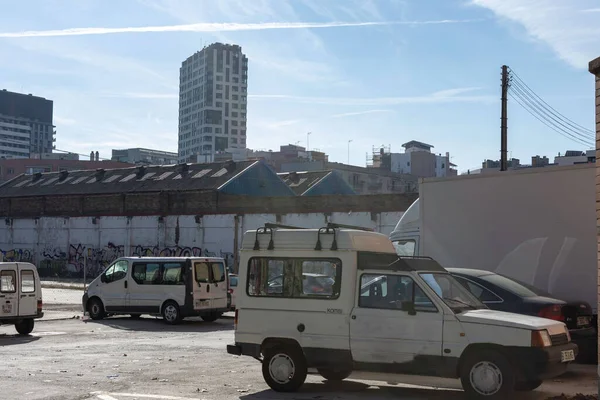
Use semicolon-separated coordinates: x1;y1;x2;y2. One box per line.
227;342;261;359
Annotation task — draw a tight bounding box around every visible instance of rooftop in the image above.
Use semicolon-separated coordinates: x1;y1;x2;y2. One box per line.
402;140;434;150
0;160;259;198
277;170;332;195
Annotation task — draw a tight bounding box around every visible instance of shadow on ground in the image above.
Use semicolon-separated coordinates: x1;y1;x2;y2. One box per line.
84;315;234;333
0;333;41;346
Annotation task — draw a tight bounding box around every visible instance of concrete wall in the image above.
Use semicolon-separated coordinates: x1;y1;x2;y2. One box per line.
0;211;404;279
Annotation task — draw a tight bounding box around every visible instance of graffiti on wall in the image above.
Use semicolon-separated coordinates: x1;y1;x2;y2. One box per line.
0;248;33;262
132;245;203;258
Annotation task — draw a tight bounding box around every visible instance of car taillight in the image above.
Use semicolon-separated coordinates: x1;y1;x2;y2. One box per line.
234;309;238;329
37;300;43;312
228;289;233;294
538;305;564;322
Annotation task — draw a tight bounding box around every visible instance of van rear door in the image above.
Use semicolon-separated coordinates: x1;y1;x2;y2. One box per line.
210;261;227;309
0;264;18;318
192;260;213;310
17;264;37;316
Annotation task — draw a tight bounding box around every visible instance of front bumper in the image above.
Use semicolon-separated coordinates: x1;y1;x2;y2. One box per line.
511;342;578;381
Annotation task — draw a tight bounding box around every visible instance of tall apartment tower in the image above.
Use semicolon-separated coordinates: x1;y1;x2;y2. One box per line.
178;43;248;163
0;89;55;158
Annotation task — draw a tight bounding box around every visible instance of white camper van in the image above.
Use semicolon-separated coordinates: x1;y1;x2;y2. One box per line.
228;224;577;399
82;257;229;324
0;262;43;335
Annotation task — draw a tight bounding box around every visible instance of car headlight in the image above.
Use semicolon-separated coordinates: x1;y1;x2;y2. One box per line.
531;330;552;348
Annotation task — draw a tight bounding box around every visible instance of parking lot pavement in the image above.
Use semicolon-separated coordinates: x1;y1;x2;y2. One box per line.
0;317;597;400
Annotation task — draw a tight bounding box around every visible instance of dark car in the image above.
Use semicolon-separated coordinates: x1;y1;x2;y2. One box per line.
448;268;596;363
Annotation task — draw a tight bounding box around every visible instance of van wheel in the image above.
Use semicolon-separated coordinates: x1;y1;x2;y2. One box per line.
15;319;34;335
317;368;352;381
262;346;307;392
162;301;181;325
515;380;542;391
201;312;222;322
460;350;515;399
88;298;105;320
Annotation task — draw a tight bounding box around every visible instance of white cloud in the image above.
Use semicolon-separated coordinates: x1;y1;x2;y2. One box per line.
331;109;395;118
54;116;77;126
471;0;600;68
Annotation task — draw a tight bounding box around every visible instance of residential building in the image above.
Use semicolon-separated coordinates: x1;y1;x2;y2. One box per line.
178;43;248;163
0;158;132;183
531;155;550;167
554;150;595;166
369;141;457;178
112;148;178;165
0;89;55;157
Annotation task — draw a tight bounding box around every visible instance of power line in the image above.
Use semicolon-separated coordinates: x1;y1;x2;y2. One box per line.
510;82;594;144
508;92;593;147
508;68;594;136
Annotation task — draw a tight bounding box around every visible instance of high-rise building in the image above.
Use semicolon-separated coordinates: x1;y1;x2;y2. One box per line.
178;43;248;163
0;89;55;158
112;147;178;165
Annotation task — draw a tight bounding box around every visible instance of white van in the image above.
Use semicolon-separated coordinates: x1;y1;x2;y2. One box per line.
227;225;578;399
0;262;43;335
82;257;229;324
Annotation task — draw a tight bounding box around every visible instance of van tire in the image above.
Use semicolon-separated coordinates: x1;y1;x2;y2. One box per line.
201;312;222;322
15;319;34;335
317;368;352;381
460;349;515;399
162;301;181;325
262;345;307;392
88;298;105;320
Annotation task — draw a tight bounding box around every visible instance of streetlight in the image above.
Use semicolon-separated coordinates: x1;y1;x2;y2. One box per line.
307;132;312;161
348;139;353;165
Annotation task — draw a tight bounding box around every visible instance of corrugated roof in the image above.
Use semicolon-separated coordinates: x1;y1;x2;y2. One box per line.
0;160;259;198
278;170;332;195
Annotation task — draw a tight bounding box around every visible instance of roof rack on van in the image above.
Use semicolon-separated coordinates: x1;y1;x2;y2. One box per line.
263;223;306;230
398;255;434;260
326;222;374;232
315;226;337;251
253;226;275;251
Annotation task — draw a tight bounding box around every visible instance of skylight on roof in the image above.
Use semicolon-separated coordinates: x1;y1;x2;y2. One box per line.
120;174;136;182
211;168;228;178
56;177;74;185
139;172;156;181
156;172;174;180
13;180;29;188
103;175;121;183
193;169;212;179
41;177;60;186
87;177;97;184
27;179;45;187
288;178;307;188
71;177;87;184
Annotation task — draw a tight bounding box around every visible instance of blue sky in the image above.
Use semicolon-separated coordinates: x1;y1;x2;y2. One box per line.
0;0;598;172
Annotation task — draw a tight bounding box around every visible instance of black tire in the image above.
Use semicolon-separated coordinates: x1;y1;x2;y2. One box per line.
515;380;542;392
460;349;515;399
262;345;307;392
15;319;34;335
88;298;105;320
201;312;222;322
129;314;142;319
162;301;182;325
317;368;352;381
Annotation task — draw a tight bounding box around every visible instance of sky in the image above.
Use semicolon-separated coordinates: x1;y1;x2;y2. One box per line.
0;0;598;172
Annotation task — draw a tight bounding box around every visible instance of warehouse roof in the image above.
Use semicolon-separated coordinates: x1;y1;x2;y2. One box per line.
0;159;295;198
278;170;356;196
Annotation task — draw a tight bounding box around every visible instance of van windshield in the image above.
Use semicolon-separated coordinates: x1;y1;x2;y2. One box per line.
419;273;485;312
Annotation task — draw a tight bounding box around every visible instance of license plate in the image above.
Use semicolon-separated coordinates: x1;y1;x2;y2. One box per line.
561;350;575;363
577;316;590;327
1;304;11;313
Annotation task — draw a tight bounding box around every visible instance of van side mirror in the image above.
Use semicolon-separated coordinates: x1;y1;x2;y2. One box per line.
401;301;417;316
100;274;107;283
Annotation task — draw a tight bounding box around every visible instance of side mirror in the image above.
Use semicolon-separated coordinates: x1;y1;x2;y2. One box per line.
401;301;417;316
100;274;107;283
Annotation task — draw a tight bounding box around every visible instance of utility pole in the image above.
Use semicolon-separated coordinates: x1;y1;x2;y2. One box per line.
500;65;509;171
347;139;352;164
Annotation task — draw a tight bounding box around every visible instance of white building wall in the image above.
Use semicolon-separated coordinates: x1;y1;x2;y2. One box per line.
0;211;404;278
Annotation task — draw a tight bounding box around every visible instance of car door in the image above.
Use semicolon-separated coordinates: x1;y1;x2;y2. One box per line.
0;265;18;318
18;264;37;316
210;261;228;309
350;272;444;375
192;260;213;310
101;260;129;312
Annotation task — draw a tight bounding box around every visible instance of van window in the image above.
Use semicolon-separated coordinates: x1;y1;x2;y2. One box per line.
132;263;161;285
163;263;184;285
229;275;238;287
195;262;210;283
247;257;341;299
359;274;437;312
105;260;128;283
211;262;226;283
0;270;16;293
21;270;35;293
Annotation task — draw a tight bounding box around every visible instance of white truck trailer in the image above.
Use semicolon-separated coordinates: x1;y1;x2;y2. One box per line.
390;164;596;315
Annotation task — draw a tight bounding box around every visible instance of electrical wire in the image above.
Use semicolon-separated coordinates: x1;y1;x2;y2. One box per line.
510;82;594;144
508;68;594;136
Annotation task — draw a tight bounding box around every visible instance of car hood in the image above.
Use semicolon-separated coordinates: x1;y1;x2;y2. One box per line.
457;309;565;331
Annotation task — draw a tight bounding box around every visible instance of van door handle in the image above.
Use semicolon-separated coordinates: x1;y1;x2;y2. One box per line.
124;281;128;289
206;285;210;293
5;301;10;304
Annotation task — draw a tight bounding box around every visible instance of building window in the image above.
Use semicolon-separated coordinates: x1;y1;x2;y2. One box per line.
232;86;239;92
247;257;341;299
7;168;14;175
216;93;223;99
231;112;238;117
232;138;238;144
231;129;238;134
216;75;223;81
232;103;239;109
216;84;223;90
216;102;223;107
232;121;238;126
232;95;239;101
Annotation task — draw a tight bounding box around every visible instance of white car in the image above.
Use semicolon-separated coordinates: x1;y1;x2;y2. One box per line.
228;225;577;399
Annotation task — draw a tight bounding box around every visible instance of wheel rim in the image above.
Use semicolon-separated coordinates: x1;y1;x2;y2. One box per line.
269;353;295;384
469;361;503;396
164;305;178;322
91;303;100;316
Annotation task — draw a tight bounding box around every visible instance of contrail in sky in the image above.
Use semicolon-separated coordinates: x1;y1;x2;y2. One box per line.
0;19;484;38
